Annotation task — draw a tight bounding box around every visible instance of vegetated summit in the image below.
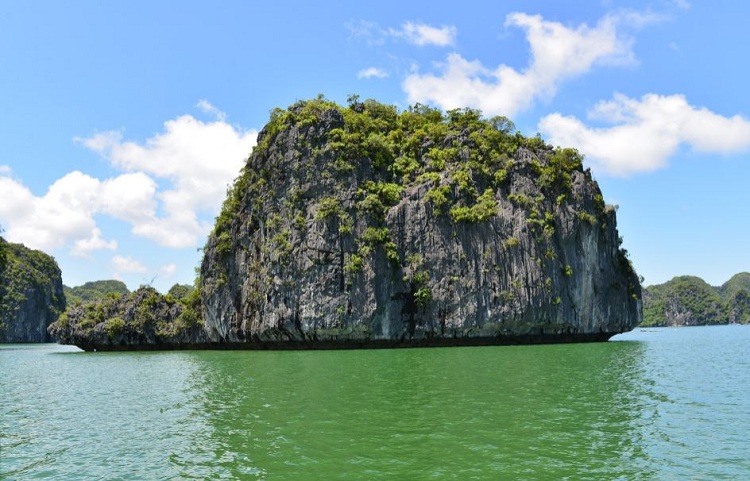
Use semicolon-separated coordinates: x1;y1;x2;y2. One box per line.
198;96;642;348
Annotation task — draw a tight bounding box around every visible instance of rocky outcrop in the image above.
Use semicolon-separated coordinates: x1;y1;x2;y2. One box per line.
0;238;66;342
48;286;207;350
199;98;641;347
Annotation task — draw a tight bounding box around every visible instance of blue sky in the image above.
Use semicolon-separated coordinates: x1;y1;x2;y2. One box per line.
1;0;748;291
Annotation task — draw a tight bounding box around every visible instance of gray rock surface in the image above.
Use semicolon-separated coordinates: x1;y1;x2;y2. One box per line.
0;239;66;342
200;100;641;347
48;286;207;350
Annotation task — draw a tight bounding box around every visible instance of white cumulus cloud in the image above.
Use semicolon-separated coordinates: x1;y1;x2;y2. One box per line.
0;104;257;256
0;171;101;251
71;228;118;258
539;93;750;176
403;11;653;117
98;173;158;225
75;113;257;248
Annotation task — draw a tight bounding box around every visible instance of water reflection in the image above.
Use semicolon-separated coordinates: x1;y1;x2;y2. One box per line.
11;332;747;480
183;342;655;479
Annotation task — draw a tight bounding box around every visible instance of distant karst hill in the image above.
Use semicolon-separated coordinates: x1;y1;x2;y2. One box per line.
642;273;750;326
0;236;66;342
64;280;130;305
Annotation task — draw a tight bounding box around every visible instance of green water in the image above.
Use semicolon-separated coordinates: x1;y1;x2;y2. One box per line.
2;326;750;479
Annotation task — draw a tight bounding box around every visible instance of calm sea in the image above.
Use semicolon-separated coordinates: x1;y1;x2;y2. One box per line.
2;325;749;480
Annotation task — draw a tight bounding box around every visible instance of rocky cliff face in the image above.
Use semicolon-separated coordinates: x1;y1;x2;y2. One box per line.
0;238;66;342
200;98;641;347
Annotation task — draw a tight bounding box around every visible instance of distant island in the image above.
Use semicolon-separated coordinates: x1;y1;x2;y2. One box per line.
0;241;202;345
642;273;750;326
49;283;204;349
48;96;641;350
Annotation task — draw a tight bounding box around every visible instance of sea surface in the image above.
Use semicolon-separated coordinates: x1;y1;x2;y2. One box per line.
2;325;749;480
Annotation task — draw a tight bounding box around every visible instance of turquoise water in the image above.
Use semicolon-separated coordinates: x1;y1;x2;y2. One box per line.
2;325;749;479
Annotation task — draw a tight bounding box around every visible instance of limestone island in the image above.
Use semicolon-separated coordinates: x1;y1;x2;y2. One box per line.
49;97;642;351
0;237;65;343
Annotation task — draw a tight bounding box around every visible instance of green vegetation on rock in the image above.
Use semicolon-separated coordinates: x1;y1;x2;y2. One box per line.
207;97;607;276
0;236;66;342
642;273;750;326
0;230;6;279
64;280;130;306
721;273;750;324
199;96;641;345
49;284;206;348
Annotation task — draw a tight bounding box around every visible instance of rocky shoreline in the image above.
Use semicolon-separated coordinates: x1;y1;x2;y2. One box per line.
71;331;615;352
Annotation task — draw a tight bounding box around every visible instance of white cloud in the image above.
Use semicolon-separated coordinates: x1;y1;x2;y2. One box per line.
0;105;257;255
345;20;386;46
347;19;456;48
403;11;651;117
539;93;750;176
0;165;11;175
391;21;456;47
160;263;177;278
112;255;148;274
196;99;227;122
357;67;389;79
74;130;123;153
98;173;158;224
77;113;257;248
0;171;100;251
71;228;117;258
